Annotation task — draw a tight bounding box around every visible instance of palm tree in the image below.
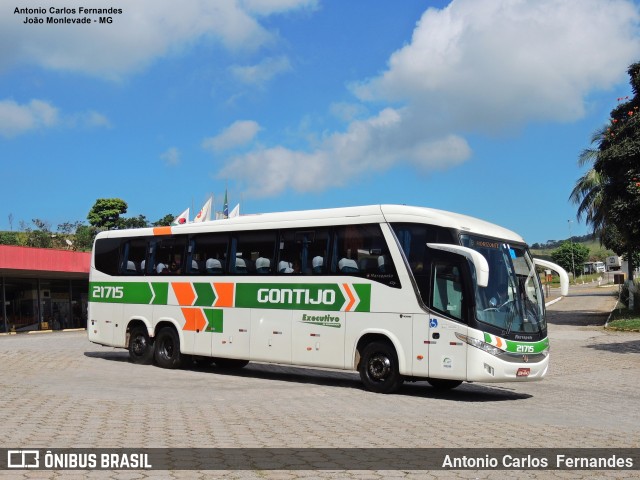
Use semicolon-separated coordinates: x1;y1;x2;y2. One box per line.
570;127;608;237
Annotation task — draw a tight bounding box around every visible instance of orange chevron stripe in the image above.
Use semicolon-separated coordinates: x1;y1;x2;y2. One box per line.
172;282;195;306
213;283;234;307
343;283;355;311
496;336;503;348
181;308;196;331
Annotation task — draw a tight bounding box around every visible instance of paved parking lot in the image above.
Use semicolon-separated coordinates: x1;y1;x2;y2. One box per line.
0;285;638;479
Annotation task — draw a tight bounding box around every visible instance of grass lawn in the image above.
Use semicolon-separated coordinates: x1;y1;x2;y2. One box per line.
607;307;640;331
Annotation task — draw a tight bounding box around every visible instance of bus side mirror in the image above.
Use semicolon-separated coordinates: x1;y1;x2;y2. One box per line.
426;243;489;288
533;258;569;296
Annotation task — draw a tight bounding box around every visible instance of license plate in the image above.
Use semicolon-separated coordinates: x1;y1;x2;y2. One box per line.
516;368;530;377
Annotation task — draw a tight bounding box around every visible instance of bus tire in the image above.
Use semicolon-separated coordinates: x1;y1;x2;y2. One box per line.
154;327;183;369
214;358;249;369
427;378;462;390
128;325;154;365
358;341;403;394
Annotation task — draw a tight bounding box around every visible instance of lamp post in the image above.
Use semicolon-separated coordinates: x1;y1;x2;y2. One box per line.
568;220;576;284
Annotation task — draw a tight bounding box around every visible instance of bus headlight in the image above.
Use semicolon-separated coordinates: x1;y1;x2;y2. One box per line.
455;333;503;357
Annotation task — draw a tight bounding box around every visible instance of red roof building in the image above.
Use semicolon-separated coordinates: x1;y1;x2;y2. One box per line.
0;246;90;332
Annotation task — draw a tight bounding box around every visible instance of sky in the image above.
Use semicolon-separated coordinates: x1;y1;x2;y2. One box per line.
1;0;640;245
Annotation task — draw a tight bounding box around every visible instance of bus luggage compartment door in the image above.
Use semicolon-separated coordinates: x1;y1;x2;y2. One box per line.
250;309;292;364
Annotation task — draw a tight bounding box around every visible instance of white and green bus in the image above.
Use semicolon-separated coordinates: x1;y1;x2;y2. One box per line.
88;205;568;393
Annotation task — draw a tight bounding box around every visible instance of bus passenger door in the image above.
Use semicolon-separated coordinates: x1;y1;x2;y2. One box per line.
427;259;468;380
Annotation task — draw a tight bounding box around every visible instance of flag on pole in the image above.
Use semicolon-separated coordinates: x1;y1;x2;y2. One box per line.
193;197;212;223
223;189;229;219
229;203;240;218
172;208;190;225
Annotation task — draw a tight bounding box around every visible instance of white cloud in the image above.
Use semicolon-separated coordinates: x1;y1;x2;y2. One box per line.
203;120;262;152
83;111;112;129
217;0;640;198
353;0;640;131
329;102;368;122
0;99;111;137
0;99;59;137
1;0;314;79
218;108;471;196
160;147;181;166
229;56;293;86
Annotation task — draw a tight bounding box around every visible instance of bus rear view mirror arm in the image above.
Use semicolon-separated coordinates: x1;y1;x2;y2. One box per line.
533;258;569;296
426;243;489;288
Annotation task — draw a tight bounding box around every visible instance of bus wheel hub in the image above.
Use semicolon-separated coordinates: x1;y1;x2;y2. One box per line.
369;355;391;380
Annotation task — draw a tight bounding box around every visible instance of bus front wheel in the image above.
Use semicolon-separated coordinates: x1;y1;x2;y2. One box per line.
154;327;183;369
359;341;403;394
128;325;154;365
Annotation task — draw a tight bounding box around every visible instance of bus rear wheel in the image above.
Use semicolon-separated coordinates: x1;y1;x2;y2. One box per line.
154;327;183;369
128;325;154;364
427;378;462;390
359;341;403;394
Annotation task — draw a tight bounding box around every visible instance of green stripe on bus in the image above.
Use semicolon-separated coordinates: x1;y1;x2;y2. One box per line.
193;283;216;307
352;284;371;312
204;308;223;332
504;338;549;354
235;283;371;312
90;282;168;305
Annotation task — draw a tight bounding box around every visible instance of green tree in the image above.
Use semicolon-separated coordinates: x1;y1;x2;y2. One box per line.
571;62;640;286
119;215;149;229
152;214;175;227
74;225;97;251
23;218;53;248
0;231;19;245
551;242;589;278
87;198;128;230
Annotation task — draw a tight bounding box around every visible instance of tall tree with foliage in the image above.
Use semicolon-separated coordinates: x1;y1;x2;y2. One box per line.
571;62;640;288
87;198;128;230
551;242;589;278
153;214;175;227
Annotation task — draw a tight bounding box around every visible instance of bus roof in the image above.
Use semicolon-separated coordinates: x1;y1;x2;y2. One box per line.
96;204;526;244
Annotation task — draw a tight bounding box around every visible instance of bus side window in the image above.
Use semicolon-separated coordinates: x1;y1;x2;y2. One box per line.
233;230;277;275
431;260;466;322
94;238;121;276
278;228;330;275
334;224;400;287
190;233;228;275
120;238;148;275
151;236;187;275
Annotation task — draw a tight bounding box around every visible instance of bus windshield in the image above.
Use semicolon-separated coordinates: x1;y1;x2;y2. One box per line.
461;235;545;335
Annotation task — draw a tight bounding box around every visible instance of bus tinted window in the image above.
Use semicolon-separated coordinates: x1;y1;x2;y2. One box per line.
121;238;148;275
151;236;187;275
233;231;277;275
431;261;466;322
334;224;400;288
188;234;228;275
391;223;456;301
94;238;121;276
278;229;330;274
